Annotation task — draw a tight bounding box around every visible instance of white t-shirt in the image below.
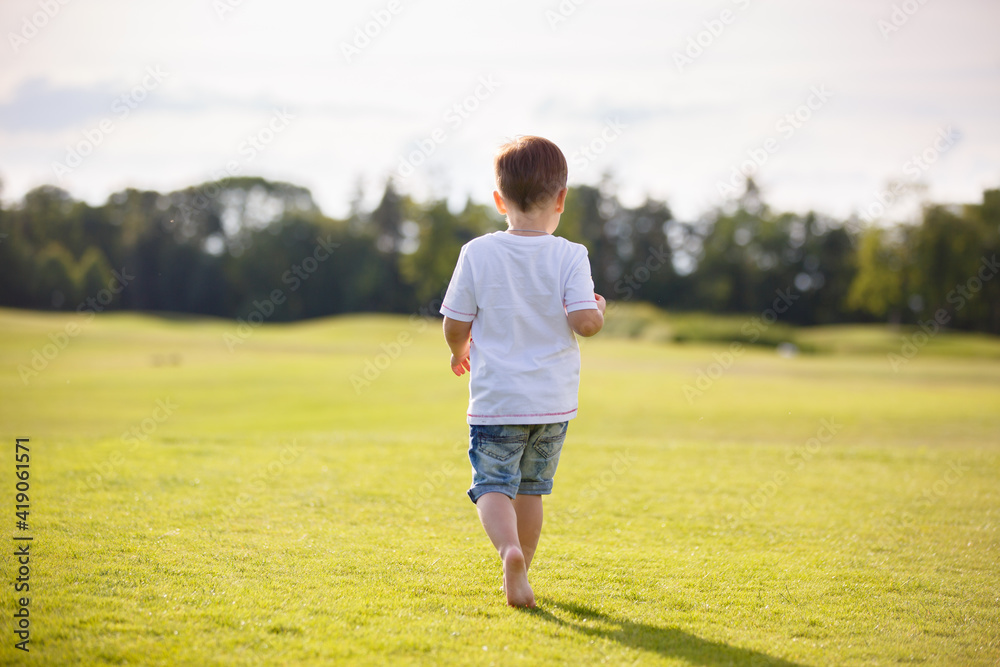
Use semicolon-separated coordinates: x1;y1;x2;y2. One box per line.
440;231;599;425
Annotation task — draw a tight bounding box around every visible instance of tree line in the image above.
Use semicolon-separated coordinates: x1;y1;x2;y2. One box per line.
1;175;997;335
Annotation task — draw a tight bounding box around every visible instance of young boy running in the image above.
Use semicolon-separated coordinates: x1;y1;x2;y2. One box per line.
441;136;605;608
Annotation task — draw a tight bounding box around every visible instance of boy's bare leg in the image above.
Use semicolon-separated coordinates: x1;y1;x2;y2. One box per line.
476;492;536;608
512;494;543;570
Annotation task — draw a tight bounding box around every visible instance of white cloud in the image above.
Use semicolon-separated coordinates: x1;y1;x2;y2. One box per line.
0;0;997;220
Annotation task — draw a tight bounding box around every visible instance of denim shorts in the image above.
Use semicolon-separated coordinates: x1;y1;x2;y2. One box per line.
467;422;568;503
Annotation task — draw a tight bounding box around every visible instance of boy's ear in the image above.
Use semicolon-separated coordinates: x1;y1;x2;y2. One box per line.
554;187;568;214
493;190;508;215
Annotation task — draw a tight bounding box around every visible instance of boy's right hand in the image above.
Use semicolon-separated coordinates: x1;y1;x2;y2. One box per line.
567;294;606;337
443;316;473;376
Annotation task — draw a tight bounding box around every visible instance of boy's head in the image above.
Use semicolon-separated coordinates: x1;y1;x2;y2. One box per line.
494;136;568;214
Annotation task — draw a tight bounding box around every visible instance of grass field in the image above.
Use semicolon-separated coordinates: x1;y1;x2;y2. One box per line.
1;307;998;666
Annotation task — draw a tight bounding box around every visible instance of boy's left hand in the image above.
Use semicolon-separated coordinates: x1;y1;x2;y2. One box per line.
450;352;470;376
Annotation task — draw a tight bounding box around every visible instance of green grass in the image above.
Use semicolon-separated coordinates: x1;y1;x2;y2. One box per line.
603;301;1000;359
1;307;998;666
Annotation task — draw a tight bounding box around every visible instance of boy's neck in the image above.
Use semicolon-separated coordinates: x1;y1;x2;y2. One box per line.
506;227;551;236
505;214;559;236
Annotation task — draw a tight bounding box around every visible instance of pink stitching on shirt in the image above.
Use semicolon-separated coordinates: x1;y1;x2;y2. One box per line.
467;408;577;419
565;299;597;307
442;304;476;317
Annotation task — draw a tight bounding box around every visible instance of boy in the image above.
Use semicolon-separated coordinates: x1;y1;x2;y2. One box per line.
440;136;606;608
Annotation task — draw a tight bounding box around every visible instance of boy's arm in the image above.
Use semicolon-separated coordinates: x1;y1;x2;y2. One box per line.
567;294;606;337
443;317;473;376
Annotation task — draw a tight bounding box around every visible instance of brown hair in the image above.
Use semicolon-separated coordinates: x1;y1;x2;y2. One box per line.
494;136;568;213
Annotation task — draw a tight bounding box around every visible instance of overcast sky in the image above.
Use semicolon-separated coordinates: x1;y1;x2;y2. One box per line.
1;0;998;222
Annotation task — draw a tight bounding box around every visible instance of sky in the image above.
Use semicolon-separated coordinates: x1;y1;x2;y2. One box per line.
1;0;998;223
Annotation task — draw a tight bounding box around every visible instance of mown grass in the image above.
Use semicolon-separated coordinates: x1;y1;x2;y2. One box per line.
0;307;998;666
603;301;1000;359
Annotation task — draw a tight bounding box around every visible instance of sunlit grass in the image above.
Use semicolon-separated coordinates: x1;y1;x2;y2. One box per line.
0;307;998;665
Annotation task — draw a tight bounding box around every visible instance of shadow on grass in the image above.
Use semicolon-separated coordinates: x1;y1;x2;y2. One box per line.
528;599;808;667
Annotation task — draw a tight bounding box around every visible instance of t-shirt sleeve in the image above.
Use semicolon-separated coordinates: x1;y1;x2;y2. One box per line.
440;245;478;322
564;249;599;313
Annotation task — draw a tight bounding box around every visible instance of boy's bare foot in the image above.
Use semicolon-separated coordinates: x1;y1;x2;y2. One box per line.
502;547;536;608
